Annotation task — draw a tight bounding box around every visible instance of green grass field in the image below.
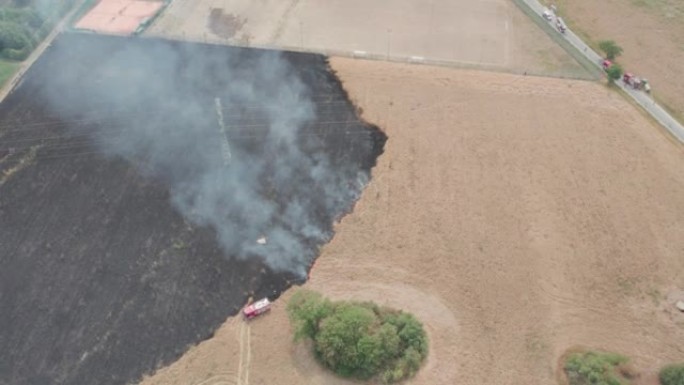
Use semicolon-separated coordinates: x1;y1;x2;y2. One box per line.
0;60;18;88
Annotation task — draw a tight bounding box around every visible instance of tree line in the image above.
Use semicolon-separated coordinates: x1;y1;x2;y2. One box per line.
0;0;75;61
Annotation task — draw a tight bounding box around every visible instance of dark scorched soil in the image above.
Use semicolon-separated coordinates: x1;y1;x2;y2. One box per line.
0;33;386;385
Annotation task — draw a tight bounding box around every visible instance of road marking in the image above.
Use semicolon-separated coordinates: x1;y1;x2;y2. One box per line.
193;373;237;385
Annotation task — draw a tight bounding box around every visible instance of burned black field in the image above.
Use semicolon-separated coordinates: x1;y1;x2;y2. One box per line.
0;33;385;385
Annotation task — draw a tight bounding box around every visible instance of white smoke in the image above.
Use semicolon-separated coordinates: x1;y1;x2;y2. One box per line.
34;34;381;278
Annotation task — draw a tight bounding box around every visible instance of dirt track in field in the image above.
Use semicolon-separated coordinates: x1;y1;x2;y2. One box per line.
140;59;684;385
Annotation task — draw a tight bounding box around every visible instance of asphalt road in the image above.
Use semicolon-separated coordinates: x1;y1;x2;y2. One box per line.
519;0;684;143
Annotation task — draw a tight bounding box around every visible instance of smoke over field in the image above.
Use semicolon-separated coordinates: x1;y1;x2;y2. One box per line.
27;33;384;276
0;33;385;385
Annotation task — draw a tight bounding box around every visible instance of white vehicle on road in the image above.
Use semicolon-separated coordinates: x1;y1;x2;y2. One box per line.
556;17;567;34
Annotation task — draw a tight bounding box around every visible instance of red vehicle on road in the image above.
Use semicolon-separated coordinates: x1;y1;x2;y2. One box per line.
243;298;271;320
623;72;651;93
602;59;613;71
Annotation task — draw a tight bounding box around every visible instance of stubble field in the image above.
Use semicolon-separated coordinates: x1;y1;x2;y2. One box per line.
140;58;684;385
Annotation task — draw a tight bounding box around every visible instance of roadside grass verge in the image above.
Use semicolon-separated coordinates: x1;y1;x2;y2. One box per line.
652;93;684;127
0;60;18;88
509;0;602;80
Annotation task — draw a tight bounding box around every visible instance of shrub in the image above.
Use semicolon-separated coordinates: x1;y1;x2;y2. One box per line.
1;45;31;60
287;289;334;341
599;40;623;61
0;1;78;62
660;363;684;385
606;63;623;84
564;351;629;385
315;304;378;377
0;21;30;50
287;289;429;383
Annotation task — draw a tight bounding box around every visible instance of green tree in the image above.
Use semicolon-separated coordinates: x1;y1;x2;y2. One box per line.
314;303;378;377
599;40;623;60
385;312;428;358
606;63;623;84
660;363;684;385
287;289;428;383
0;21;30;51
377;323;400;359
564;351;628;385
286;289;333;341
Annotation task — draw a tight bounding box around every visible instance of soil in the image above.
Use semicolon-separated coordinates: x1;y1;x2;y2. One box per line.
542;0;684;120
207;9;246;40
140;58;684;385
0;33;384;385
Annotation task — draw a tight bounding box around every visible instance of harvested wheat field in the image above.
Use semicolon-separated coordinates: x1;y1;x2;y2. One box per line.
140;59;684;385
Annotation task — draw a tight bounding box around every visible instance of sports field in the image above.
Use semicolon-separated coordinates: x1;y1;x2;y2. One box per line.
75;0;164;34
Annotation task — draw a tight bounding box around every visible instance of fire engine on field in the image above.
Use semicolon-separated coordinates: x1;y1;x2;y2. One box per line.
242;298;271;320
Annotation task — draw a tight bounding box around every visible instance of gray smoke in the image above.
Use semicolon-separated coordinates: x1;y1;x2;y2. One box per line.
37;35;374;278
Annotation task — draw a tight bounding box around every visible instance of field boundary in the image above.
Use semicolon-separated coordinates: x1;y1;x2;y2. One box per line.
133;1;171;35
140;31;596;82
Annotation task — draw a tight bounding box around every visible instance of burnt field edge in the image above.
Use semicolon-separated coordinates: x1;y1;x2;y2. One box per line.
0;32;387;385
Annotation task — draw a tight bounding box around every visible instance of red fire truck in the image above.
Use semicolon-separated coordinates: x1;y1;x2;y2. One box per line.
242;298;271;320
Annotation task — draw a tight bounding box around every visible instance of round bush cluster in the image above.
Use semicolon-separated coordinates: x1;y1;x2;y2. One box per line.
287;290;428;383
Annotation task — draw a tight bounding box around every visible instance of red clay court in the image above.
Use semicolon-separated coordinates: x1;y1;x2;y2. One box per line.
75;0;164;35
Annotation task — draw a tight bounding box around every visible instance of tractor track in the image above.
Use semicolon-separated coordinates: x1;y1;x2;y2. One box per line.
193;373;238;385
236;321;251;385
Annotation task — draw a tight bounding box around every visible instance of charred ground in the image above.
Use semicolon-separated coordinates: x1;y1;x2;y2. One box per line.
0;33;385;385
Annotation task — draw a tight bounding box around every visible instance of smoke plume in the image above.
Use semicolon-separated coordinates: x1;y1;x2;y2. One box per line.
33;34;381;277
